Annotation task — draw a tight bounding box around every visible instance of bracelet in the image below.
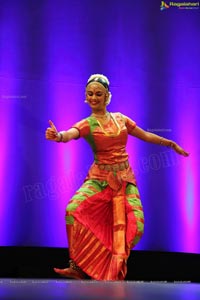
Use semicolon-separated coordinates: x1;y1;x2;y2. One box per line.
160;137;175;148
56;132;63;142
159;137;164;145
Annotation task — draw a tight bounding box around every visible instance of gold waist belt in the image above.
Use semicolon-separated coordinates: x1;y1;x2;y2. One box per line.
97;161;129;172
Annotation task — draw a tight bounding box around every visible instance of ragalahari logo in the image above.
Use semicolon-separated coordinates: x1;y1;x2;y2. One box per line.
160;1;170;10
160;1;199;10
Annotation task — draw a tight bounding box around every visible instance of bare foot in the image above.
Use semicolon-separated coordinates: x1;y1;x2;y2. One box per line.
53;267;85;280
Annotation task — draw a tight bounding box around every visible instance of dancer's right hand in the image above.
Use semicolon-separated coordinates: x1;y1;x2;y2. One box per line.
45;120;59;141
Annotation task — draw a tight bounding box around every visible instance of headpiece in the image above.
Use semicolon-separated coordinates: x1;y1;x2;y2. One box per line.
86;76;109;90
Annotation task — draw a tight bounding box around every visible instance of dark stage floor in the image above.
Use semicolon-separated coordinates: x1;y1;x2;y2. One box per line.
0;279;199;300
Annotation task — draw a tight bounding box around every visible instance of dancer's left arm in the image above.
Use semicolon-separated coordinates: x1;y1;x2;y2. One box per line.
130;126;189;157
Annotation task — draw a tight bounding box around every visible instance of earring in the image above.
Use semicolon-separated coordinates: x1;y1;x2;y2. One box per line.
84;99;88;103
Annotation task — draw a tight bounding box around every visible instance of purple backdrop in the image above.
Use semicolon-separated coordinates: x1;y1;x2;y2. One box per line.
0;0;199;253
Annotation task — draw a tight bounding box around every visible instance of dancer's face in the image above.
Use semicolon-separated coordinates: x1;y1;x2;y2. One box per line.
85;83;108;112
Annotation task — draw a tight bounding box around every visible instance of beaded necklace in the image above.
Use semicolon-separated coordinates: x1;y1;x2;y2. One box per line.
92;113;121;137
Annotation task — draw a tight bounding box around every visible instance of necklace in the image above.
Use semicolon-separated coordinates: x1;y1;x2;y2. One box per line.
91;112;109;121
93;113;121;137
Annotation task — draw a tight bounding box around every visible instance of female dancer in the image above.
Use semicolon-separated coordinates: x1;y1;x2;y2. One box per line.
45;74;189;280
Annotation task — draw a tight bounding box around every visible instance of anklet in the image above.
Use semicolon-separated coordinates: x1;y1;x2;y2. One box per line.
69;260;85;277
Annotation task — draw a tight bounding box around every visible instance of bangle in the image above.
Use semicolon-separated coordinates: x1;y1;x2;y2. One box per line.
56;132;63;142
159;137;164;145
160;137;174;148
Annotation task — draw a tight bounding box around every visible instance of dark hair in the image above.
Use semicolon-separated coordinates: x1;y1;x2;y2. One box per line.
86;77;109;90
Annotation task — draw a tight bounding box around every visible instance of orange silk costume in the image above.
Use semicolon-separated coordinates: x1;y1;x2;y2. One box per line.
66;113;144;280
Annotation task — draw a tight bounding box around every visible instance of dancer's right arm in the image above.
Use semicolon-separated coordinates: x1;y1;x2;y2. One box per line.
45;120;79;143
